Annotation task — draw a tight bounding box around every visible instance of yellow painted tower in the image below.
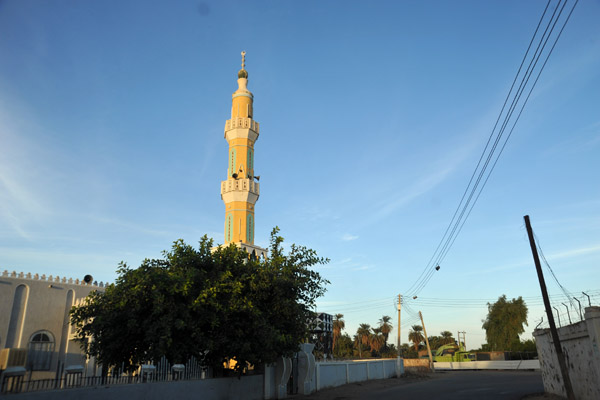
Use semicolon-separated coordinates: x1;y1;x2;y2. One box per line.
220;52;267;258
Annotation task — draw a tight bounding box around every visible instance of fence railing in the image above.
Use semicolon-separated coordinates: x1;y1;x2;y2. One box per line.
0;355;209;394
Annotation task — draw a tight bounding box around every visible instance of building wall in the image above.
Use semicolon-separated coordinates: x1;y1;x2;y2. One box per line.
0;270;105;379
533;306;600;400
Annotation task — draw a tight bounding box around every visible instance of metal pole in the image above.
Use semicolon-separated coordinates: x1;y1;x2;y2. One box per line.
524;215;575;400
553;307;561;327
583;291;591;307
562;303;572;325
573;298;583;321
419;311;435;373
535;317;544;330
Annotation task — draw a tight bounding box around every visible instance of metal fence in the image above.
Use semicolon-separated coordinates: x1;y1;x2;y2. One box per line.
0;355;209;395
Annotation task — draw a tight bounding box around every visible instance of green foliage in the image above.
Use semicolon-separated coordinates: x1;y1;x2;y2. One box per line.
355;324;371;358
400;343;419;359
408;325;424;351
70;228;329;373
334;333;354;358
380;343;397;358
378;316;393;347
481;294;528;351
332;314;345;355
427;331;456;351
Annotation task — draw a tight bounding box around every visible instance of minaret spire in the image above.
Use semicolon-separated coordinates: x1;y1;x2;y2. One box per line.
220;52;267;259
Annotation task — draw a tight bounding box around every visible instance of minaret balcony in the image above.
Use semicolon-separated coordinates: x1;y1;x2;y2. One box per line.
224;118;259;141
221;178;260;203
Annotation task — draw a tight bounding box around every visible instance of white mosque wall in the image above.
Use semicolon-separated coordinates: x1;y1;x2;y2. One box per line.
0;270;105;379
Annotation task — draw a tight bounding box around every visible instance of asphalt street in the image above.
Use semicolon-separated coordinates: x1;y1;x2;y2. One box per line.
303;370;546;400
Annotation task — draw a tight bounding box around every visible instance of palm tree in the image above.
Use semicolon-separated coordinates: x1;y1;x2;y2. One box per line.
355;324;371;358
332;314;345;355
369;327;385;354
408;325;424;352
378;315;393;347
440;330;454;345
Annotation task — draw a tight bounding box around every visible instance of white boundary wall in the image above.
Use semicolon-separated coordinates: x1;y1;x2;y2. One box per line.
434;360;540;370
313;358;402;391
533;306;600;400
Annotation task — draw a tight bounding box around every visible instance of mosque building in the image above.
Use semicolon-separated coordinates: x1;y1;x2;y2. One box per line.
0;53;266;381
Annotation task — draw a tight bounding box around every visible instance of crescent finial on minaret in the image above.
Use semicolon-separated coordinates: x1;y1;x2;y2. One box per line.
238;51;248;79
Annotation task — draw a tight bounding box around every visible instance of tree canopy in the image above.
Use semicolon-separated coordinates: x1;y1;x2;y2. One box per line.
481;294;528;351
408;325;424;351
70;228;328;373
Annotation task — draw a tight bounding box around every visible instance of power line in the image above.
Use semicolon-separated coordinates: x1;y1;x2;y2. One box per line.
404;0;579;298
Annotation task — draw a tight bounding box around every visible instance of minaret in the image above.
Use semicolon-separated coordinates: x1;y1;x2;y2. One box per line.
220;51;267;258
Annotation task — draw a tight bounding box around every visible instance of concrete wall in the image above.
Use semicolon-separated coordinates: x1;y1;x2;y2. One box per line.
0;271;105;379
533;306;600;400
402;358;430;372
314;358;400;391
6;375;263;400
434;360;540;370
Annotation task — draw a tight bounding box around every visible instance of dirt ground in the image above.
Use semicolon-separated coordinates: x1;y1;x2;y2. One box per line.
290;372;566;400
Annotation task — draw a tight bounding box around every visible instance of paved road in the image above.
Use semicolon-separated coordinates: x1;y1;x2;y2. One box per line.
367;371;544;400
304;370;545;400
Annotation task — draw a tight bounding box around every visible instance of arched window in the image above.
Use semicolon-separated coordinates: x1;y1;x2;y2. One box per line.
27;330;55;370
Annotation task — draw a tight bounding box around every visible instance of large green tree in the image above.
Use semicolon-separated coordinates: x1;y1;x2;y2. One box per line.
481;295;528;351
70;228;328;373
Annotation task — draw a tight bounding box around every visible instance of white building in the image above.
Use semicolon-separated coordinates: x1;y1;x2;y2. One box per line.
0;270;105;379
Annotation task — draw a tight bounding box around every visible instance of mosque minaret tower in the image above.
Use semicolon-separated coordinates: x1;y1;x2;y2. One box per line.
220;52;267;258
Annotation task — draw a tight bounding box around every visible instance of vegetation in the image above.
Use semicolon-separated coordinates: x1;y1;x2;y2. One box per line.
70;228;329;374
481;294;528;351
332;313;345;354
425;330;456;351
408;325;424;351
331;315;396;359
331;316;462;360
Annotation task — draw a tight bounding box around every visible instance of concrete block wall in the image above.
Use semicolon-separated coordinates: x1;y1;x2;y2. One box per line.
313;358;400;392
533;306;600;400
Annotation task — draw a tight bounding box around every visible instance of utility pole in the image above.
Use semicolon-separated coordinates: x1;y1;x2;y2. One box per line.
397;294;402;357
419;311;435;373
524;215;575;400
457;331;466;350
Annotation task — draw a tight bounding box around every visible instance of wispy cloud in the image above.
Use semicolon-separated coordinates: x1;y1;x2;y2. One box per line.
547;244;600;261
463;243;600;278
364;165;454;226
341;233;358;241
352;264;374;271
0;102;52;239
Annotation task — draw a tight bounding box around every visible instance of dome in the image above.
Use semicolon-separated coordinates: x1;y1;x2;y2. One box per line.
238;69;248;79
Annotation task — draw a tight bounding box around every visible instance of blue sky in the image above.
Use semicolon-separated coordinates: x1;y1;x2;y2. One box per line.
1;0;599;349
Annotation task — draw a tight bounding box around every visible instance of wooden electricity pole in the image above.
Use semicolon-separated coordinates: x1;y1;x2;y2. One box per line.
419;311;435;373
524;215;575;400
